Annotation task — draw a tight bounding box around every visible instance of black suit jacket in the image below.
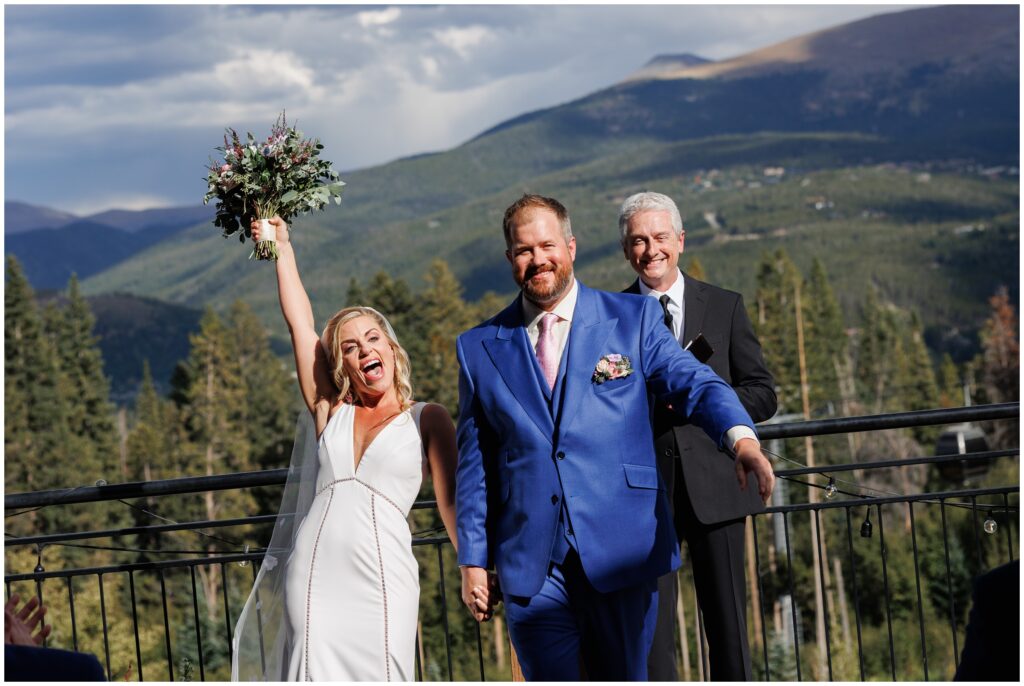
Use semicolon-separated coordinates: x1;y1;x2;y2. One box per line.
625;272;777;524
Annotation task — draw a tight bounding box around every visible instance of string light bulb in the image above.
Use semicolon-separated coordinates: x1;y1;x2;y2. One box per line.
860;509;873;538
983;517;997;534
824;477;838;500
239;543;250;567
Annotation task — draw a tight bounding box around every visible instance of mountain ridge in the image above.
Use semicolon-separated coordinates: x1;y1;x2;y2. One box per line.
628;5;1018;82
53;5;1019;355
4;200;213;235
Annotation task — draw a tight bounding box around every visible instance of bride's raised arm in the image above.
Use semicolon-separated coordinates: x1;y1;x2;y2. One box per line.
253;217;336;417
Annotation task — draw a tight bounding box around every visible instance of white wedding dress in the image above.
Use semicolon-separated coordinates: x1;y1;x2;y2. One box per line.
281;402;426;681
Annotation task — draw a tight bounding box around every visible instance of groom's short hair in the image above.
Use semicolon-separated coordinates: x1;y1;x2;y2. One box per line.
503;194;573;248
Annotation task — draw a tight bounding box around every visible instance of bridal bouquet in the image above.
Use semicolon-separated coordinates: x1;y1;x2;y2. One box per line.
204;112;344;260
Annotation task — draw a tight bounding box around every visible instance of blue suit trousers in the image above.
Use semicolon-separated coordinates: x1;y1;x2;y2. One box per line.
504;550;659;681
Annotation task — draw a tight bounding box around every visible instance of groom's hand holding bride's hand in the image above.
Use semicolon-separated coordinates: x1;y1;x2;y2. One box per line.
734;437;775;505
250;216;290;246
461;566;498;622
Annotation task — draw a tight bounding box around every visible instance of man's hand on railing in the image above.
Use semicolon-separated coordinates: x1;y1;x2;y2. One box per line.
734;438;775;504
4;594;51;646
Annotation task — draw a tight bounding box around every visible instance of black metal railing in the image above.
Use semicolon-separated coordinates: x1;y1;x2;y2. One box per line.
5;402;1018;681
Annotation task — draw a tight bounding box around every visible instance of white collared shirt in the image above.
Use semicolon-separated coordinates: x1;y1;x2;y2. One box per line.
637;268;685;343
522;278;578;366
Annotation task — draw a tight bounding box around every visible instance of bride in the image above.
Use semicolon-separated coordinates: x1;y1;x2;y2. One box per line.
231;217;490;681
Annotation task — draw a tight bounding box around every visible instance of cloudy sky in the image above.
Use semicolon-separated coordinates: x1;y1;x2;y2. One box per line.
5;4;913;215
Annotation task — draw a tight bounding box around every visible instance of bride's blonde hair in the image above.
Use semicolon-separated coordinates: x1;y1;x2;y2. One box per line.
320;307;414;409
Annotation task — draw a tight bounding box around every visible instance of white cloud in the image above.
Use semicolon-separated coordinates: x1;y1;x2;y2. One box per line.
71;193;176;216
357;7;401;28
433;25;492;60
6;48;323;134
420;55;440;81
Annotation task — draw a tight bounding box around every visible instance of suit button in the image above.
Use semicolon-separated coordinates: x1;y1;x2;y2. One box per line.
664;449;673;457
557;451;565;460
551;494;559;505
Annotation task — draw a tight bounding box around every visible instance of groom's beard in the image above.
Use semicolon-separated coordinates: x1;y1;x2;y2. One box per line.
518;261;573;307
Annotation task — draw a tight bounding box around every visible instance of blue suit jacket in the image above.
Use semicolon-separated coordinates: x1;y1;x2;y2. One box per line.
455;282;756;597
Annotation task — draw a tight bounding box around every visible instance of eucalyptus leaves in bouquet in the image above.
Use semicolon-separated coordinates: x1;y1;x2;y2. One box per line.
204;112;344;260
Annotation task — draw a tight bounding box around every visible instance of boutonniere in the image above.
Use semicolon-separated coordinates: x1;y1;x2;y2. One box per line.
592;353;633;384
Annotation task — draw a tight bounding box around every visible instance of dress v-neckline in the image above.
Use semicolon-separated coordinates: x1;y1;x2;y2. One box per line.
349;405;408;474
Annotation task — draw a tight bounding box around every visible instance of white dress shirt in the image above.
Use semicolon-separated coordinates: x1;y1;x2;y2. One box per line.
637;268;685;343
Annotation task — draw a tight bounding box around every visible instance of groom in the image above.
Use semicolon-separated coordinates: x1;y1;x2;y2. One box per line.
455;194;774;680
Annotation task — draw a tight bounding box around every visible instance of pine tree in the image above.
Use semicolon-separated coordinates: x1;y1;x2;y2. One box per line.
4;258;34;489
345;276;365;309
977;287;1018;447
52;275;121;484
856;286;902;414
417;260;474;414
753;249;802;413
177;307;253;616
978;287;1019;404
803;259;849;417
896;312;940;444
227;299;297;514
4;257;70;534
937;354;961;408
125;362;183;557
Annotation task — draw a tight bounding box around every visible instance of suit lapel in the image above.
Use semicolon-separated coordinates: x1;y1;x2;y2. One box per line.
683;273;708;344
557;284;616;437
482;297;555;442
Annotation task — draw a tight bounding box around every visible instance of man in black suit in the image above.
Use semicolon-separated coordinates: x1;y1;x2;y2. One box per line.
619;191;777;680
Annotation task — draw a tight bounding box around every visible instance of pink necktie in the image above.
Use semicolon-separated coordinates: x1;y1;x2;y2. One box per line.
536;313;559;390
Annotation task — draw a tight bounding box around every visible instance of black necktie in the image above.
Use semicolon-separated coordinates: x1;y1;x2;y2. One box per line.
659;294;674;333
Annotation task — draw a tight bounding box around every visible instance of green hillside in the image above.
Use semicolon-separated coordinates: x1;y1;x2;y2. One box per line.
81;5;1018;360
83;132;1018;357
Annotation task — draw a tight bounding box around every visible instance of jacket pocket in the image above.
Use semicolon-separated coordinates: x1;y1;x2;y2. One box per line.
623;463;661;490
594;373;638;394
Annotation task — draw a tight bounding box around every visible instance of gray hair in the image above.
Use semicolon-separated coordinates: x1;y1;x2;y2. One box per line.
618;192;683;246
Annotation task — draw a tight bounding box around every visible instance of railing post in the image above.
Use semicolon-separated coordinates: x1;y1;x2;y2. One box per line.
127;571;144;682
159;568;174;681
189;565;207;681
97;574;112;681
877;505;897;680
907;502;929;680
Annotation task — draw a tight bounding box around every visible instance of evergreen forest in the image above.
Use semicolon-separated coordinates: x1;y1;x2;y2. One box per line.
4;252;1018;681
